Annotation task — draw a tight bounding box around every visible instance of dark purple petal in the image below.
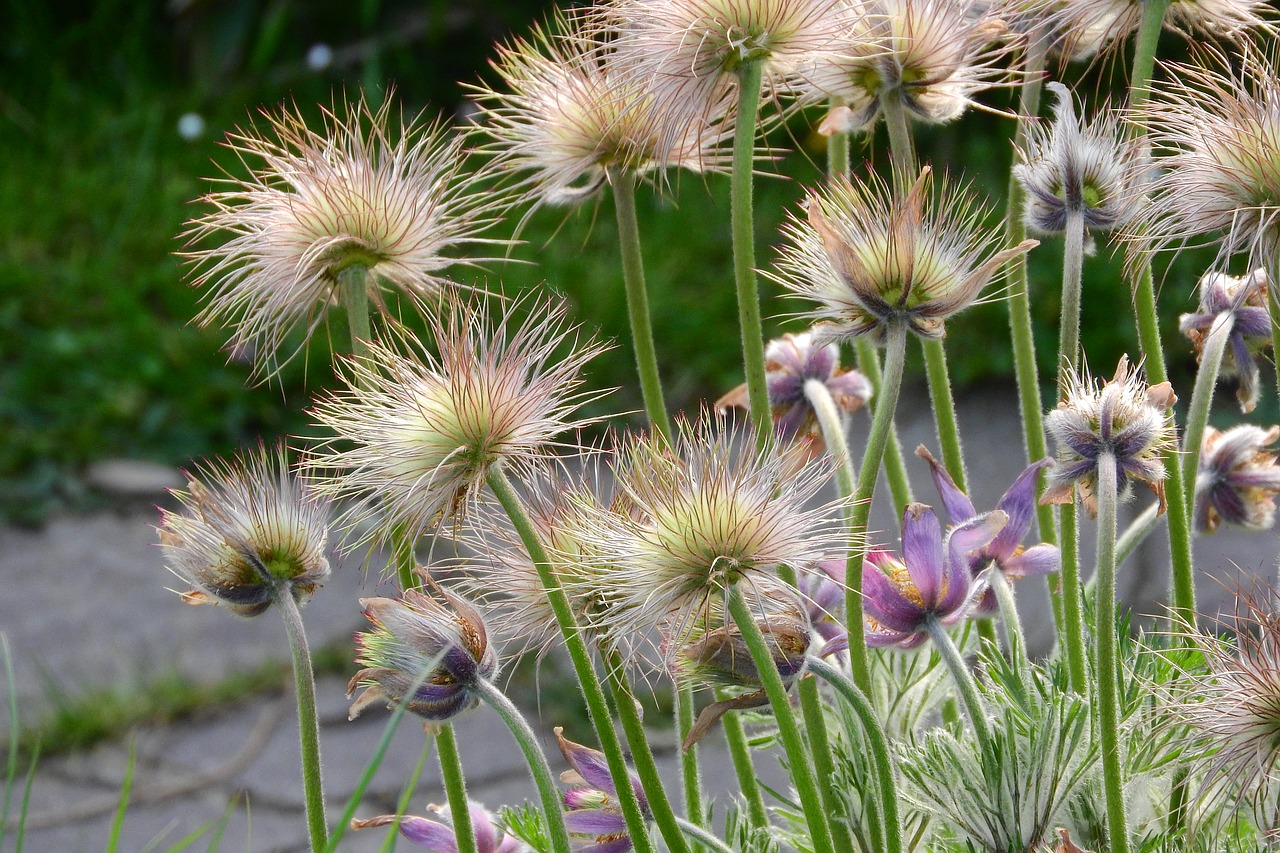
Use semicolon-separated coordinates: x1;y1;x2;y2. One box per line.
1111;421;1156;463
774;403;812;443
1228;469;1280;489
865;626;915;647
862;562;928;632
804;341;839;378
990;459;1053;558
918;446;977;522
768;373;805;407
901;504;946;607
408;682;472;722
398;816;460;852
1209;482;1249;526
819;630;849;656
581;838;634;853
564;810;628;836
1003;543;1061;578
1235;306;1272;338
442;643;481;683
558;735;616;796
969;587;999;618
938;511;1007;615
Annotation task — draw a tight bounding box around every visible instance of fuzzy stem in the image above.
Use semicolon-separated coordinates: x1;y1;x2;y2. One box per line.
392;525;417;593
1059;500;1088;695
731;61;771;448
726;585;836;853
925;618;991;752
1095;452;1131;853
610;168;672;441
675;685;704;825
881;95;917;177
855;337;913;509
338;265;372;363
806;656;904;853
1128;0;1171;116
922;339;967;491
797;673;855;852
277;587;328;853
848;322;910;693
486;467;654;853
603;650;691;853
1180;313;1233;494
436;724;478;853
718;694;768;828
990;572;1030;686
1116;502;1162;568
1059;208;1086;382
828;129;851;179
673;816;737;853
806;379;858;493
472;678;573;853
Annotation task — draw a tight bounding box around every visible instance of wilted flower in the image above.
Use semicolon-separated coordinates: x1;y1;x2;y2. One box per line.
351;802;524;852
591;413;849;647
1014;82;1140;235
306;296;609;550
1194;424;1280;533
918;446;1060;617
804;0;1013;135
159;444;331;617
1179;269;1272;413
472;9;734;205
863;502;1008;648
182;95;500;371
716;331;872;449
775;165;1037;341
1132;46;1280;280
348;581;498;723
556;728;649;853
1042;356;1176;517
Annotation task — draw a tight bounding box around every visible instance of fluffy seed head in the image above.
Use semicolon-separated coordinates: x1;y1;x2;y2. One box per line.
159;444;331;617
1042;356;1177;517
1014;82;1141;235
472;10;735;205
1179;269;1272;413
347;580;498;723
804;0;1015;135
1050;0;1274;58
1131;46;1280;280
305;295;610;553
1195;424;1280;533
182;95;502;372
775;165;1036;341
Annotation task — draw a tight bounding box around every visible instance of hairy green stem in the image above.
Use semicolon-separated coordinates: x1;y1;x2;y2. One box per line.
1059;209;1086;382
603;650;691;853
881;95;917;176
473;678;573;853
392;525;417;594
718;693;768;829
925;618;991;753
922;339;967;491
379;741;432;853
990;573;1030;686
1059;500;1088;695
610;168;672;441
675;686;703;825
797;673;855;852
1181;313;1232;493
848;322;910;692
338;265;372;363
727;585;836;853
436;724;478;853
674;816;737;853
854;337;913;509
828;128;851;179
806;379;858;489
1095;452;1131;853
731;61;771;447
277;586;328;853
1128;0;1171;116
486;467;654;853
807;656;904;853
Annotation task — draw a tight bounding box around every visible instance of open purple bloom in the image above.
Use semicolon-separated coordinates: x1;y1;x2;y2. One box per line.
1179;269;1271;414
917;446;1061;617
350;803;524;852
862;503;1007;648
556;728;648;853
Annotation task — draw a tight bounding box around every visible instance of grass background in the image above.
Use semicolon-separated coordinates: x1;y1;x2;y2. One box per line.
0;0;1229;525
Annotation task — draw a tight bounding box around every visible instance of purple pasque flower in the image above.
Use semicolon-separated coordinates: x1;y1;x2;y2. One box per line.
350;802;524;852
917;446;1061;617
1195;424;1280;533
556;728;648;853
1179;269;1272;414
801;559;849;653
862;502;1008;648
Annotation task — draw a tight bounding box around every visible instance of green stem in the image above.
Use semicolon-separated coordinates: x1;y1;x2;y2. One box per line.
1059;208;1086;383
881;95;917;177
925;618;991;753
1127;0;1171;116
805;379;858;493
673;816;737;853
921;339;967;491
436;724;478;853
392;525;417;594
726;585;836;853
1180;313;1232;494
338;265;372;363
797;674;855;852
675;685;704;825
610;168;671;441
848;322;910;693
806;657;904;853
855;337;913;509
827;128;851;179
277;586;328;853
1060;500;1088;695
604;650;691;853
719;697;768;829
989;572;1030;687
379;740;432;853
1095;452;1131;853
485;467;655;853
731;61;771;448
472;678;573;853
1116;502;1162;568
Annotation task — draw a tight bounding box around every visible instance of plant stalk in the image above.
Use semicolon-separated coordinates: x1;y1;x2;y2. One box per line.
675;685;704;825
854;337;913;509
1060;500;1088;695
922;338;967;491
674;816;737;853
1095;451;1131;853
925;618;991;752
277;586;328;853
1180;312;1233;493
436;724;478;853
990;572;1031;686
881;95;917;177
338;264;372;363
718;695;768;829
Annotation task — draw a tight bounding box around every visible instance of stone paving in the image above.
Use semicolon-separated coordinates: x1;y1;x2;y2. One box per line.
1;382;1276;851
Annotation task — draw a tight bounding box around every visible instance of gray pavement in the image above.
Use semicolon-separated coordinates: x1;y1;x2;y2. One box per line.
1;381;1277;851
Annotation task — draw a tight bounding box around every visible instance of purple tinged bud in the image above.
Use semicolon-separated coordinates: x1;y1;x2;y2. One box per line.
1180;269;1272;414
1195;425;1280;533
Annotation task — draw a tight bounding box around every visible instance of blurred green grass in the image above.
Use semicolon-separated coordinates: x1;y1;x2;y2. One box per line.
1;0;1221;525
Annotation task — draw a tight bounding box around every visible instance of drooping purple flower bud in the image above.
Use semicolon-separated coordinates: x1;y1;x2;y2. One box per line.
556;728;648;853
1194;424;1280;533
1179;269;1272;413
350;802;525;852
